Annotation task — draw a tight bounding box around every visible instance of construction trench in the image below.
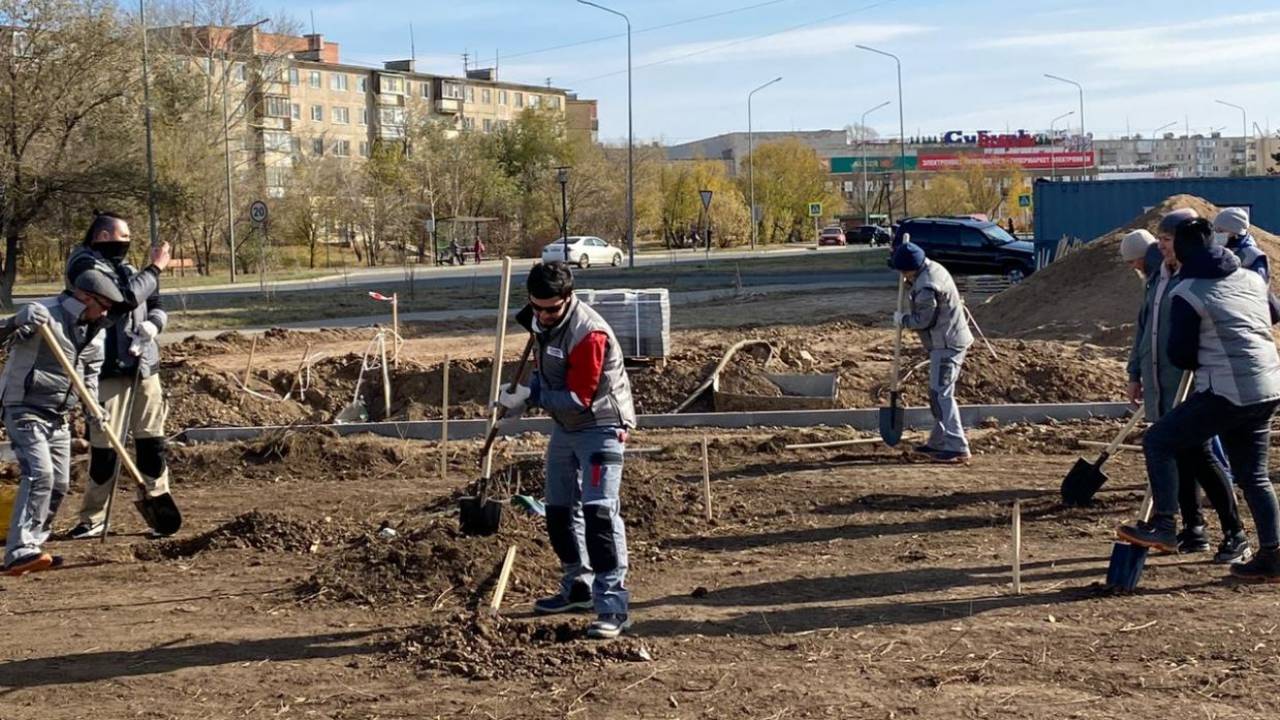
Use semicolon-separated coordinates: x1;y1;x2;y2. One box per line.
3;194;1280;718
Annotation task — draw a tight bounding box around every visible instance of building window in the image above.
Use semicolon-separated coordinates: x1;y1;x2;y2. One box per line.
483;118;492;132
530;95;541;108
358;77;368;93
263;130;291;153
266;166;289;188
463;117;475;130
312;137;324;156
442;82;464;100
330;73;349;91
200;57;212;74
498;90;508;105
421;82;430;99
309;71;322;88
380;75;405;94
359;141;370;157
514;92;523;108
359;108;368;125
265;96;290;118
548;95;561;109
333;107;350;124
379;107;406;126
290;137;302;154
232;62;247;82
289;68;299;85
311;105;323;121
467;86;475;103
334;139;351;157
481;88;491;104
291;103;301;120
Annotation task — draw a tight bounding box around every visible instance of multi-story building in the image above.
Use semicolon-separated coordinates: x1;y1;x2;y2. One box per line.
1094;133;1270;178
153;24;595;197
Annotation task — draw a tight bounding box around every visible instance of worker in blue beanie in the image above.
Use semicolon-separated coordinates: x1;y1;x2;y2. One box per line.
890;242;974;463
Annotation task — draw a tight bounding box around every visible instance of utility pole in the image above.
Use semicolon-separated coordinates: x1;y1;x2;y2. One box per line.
747;76;782;251
139;0;159;247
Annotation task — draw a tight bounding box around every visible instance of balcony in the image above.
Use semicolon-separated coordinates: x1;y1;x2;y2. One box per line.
435;98;462;114
377;93;405;107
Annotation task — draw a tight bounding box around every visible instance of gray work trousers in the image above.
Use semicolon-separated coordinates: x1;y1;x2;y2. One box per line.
927;347;969;454
4;407;71;567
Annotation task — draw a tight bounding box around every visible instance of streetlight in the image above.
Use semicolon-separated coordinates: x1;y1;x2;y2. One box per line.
556;166;571;263
1048;110;1074;180
747;76;782;251
1215;99;1248;174
139;0;159;247
1150;121;1176;174
856;45;908;216
1044;73;1085;146
859;100;890;225
577;0;633;267
220;18;269;283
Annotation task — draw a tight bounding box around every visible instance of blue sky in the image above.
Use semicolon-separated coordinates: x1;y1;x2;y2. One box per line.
276;0;1280;145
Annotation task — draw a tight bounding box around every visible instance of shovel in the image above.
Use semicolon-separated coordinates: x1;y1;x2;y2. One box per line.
1105;371;1193;592
38;325;182;536
1061;403;1146;506
459;335;535;536
879;272;907;446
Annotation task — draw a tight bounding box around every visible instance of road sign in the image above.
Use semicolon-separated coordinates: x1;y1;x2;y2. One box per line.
699;190;713;211
1018;194;1031;208
249;200;268;224
808;202;822;217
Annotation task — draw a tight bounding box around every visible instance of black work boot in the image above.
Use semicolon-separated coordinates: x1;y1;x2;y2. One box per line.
1177;525;1211;553
1214;530;1253;565
1230;547;1280;583
1117;514;1179;553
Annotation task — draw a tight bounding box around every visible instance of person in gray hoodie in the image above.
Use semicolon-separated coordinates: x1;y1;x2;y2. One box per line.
1;271;121;575
1118;218;1280;583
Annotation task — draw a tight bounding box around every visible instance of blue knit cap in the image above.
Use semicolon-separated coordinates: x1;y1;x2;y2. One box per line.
891;241;926;271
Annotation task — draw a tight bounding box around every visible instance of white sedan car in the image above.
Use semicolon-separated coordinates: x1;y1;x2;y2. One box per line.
540;236;625;268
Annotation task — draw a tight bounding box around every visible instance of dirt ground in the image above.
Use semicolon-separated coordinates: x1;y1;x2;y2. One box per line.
4;422;1280;719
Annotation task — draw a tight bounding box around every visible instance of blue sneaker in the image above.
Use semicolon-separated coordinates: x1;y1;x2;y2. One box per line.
586;613;632;639
533;582;593;615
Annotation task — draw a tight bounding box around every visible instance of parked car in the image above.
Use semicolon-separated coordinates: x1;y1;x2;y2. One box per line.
818;226;847;246
540;236;625;268
892;217;1036;283
852;224;891;246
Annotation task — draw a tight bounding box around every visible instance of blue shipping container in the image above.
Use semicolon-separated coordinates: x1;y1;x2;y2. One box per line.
1034;176;1280;250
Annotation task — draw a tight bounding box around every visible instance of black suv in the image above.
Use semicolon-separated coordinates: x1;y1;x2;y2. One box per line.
852;224;892;246
892;217;1036;282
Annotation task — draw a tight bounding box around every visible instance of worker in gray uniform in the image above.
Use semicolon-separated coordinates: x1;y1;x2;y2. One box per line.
890;241;974;464
499;262;637;639
1213;207;1269;281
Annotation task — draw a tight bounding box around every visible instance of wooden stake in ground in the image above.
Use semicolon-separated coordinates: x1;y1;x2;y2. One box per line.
489;544;518;615
285;342;313;400
1012;499;1022;595
238;335;258;406
701;436;713;523
379;334;392;421
391;293;400;368
784;438;882;450
440;355;450;483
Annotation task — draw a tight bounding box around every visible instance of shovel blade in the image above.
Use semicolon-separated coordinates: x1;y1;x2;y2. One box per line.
136;493;183;536
1105;541;1149;591
1061;459;1108;506
878;392;904;446
335;401;369;424
458;495;503;536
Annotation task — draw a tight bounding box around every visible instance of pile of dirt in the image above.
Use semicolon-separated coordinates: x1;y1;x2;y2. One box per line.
393;612;653;679
135;510;351;561
164;328;370;363
972;194;1280;342
967;418;1133;455
716;353;785;397
163;361;319;429
296;514;559;608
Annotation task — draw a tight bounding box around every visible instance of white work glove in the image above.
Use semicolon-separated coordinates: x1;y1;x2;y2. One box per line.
892;311;906;328
128;320;159;357
496;384;532;416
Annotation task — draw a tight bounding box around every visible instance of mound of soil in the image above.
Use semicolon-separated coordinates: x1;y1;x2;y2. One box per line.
297;514;559;608
394;612;653;679
973;194;1280;342
136;510;350;561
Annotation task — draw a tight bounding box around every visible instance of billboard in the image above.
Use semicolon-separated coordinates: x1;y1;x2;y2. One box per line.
917;152;1095;171
828;156;918;173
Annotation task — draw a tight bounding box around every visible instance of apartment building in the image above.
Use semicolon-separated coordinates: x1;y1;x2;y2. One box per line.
154;24;594;197
1093;133;1261;178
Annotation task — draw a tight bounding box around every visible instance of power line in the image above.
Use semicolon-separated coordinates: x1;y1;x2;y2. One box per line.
498;0;795;62
566;0;900;87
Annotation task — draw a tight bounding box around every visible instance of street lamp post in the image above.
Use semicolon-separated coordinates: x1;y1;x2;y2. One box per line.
1215;99;1248;174
1044;73;1085;146
1049;111;1074;180
577;0;633;267
747;76;782;251
220;19;269;283
1151;121;1176;175
859;100;890;225
557;166;570;263
139;0;159;247
856;45;908;216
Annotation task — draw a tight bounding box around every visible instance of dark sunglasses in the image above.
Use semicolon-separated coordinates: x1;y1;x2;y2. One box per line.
531;300;567;316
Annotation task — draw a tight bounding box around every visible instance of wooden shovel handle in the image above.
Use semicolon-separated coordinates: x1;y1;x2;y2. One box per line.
889;274;906;392
1098;403;1146;460
478;335;536;468
37;324;147;492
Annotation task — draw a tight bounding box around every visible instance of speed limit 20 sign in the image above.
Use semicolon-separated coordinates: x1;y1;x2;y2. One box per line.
249;200;269;224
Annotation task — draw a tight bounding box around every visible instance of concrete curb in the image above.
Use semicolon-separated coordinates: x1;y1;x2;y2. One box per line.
179;401;1132;444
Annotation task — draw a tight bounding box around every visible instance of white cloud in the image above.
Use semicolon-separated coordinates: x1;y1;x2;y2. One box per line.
635;22;932;67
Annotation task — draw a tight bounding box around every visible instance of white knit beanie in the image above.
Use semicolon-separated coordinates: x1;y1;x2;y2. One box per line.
1119;229;1156;262
1212;207;1249;236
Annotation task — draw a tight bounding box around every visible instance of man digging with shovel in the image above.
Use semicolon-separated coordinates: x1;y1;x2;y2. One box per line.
890;241;973;464
497;262;637;639
0;271;119;575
